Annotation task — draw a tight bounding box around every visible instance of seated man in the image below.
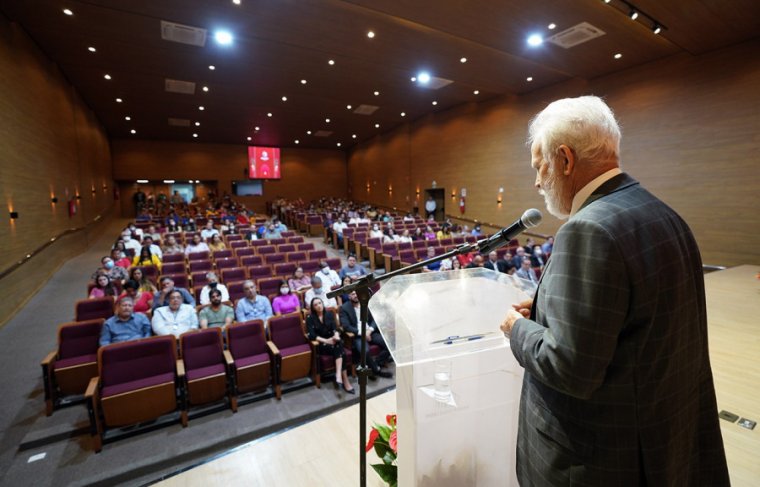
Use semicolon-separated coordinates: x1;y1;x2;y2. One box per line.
465;254;485;268
198;272;230;306
421;246;441;272
339;255;368;281
515;257;539;283
111;248;132;269
303;276;338;309
152;290;199;338
152;276;196;311
339;291;392;379
92;255;129;284
142;235;163;261
99;297;152;346
200;220;219;242
199;288;234;329
235;280;273;323
162;235;184;255
317;261;342;288
120;229;142;257
484;250;510;273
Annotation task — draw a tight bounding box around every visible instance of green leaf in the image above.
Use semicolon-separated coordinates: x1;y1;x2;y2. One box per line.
371;463;398;485
375;424;393;442
382;450;396;465
373;440;391;459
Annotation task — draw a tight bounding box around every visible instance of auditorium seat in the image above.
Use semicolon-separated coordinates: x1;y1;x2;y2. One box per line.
163;273;189;290
264;254;285;266
229;240;248;250
247;265;273;280
221;267;246;284
41;319;104;415
308;310;354;388
226;320;277;399
163;253;185;263
215;257;239;271
274;262;297;278
191;272;210;288
187;251;210;261
161;262;186;275
257;245;276;255
75;297;114;322
212;250;233;260
300;260;321;274
268;313;315;397
308;250;327;261
235;247;255;258
277;244;296;253
189;259;213;274
286;251;307;263
227;281;247;303
286;236;304;244
257;277;282;298
179;328;236;421
296;243;315;252
240;255;263;267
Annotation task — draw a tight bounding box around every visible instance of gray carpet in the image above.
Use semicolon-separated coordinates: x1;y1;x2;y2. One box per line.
0;219;395;486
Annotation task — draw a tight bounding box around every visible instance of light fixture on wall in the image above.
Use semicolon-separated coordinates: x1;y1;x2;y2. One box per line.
451;190;456;199
388;185;393;193
602;0;667;35
497;187;504;205
9;211;19;219
51;196;58;203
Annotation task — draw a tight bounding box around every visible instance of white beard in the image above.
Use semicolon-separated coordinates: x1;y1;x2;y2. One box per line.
539;165;571;220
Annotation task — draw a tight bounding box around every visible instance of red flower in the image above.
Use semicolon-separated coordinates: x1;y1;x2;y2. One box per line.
389;429;398;453
386;414;397;427
366;427;379;452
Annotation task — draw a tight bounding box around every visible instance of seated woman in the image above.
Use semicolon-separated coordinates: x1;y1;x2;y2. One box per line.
288;267;311;293
116;279;153;315
271;281;300;315
306;297;354;394
423;225;437;241
162;235;184;255
208;234;227;252
90;273;117;299
337;276;353;304
132;246;162;271
129;267;157;294
110;247;132;269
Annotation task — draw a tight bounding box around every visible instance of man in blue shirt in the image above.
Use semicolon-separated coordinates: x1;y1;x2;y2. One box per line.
339;255;368;281
152;275;196;311
99;297;151;346
235;280;273;323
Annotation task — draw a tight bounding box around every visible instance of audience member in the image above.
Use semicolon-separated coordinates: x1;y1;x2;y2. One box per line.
451;257;462;270
288;267;311;292
523;237;536;255
199;288;234;329
92;256;129;284
304;276;337;309
208;234;225;252
369;223;384;239
142;235;163;260
339;255;368;281
116;279;153;315
307;297;354;394
425;196;436;219
421;246;441;272
337;276;353;304
515;257;539;283
339;291;392;379
199;272;230;305
162;235;184;255
185;234;210;256
512;247;527;269
89;273;117;299
200;220;220;241
541;236;554;255
332;217;348;247
471;224;483;237
111;248;132;269
244;227;259;241
235;280;274;323
466;255;485;268
262;223;282;240
272;281;300;315
423;225;437;241
130;267;157;294
132;246;162;271
152;290;199;337
484;250;509;273
530;245;546;268
398;229;413;244
152;275;195;311
318;261;342;288
144;224;161;242
99;297;151;346
121;229;142;257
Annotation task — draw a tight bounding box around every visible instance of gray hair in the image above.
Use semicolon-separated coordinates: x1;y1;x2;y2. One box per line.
528;96;621;168
206;271;218;280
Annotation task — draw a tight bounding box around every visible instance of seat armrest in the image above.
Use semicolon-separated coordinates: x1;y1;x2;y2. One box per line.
267;340;280;357
176;359;186;378
223;350;235;367
85;377;99;399
41;350;57;366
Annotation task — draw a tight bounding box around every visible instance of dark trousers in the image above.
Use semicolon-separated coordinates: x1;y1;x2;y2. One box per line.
352;331;390;373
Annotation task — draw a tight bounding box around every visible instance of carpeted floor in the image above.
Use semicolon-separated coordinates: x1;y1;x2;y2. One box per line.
0;218;395;486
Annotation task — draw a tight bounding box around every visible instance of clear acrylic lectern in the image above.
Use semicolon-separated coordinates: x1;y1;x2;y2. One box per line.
369;268;536;486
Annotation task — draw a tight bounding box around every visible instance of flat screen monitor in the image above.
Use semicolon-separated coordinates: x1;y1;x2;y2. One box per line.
232;180;263;196
248;146;281;179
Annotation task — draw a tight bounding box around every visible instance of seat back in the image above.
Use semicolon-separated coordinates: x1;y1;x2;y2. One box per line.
99;335;176;389
161;262;186;275
215;257;239;270
257;245;276;255
213;249;233;260
58;319;104;359
227;320;268;358
75;297;114;322
248;265;273;279
163;273;189;289
230;240;248;250
325;257;341;271
300;259;321;274
308;250;327;261
191;271;209;288
296;243;315;252
180;328;224;370
274;262;297;277
286;251;307;263
264;253;285;265
221;267;246;284
227;281;247;302
188;250;210;261
277;244;296;253
268;312;307;349
163;253;185;263
257;277;282;298
189;259;213;273
235;247;255;258
286;236;304;244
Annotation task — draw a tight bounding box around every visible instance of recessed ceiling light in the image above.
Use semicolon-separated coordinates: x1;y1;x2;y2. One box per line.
202;86;209;92
346;104;352;110
63;8;73;16
325;118;330;123
198;106;205;110
417;72;431;84
125;116;131;121
629;10;639;20
473;90;479;95
295;139;300;144
195;180;200;183
526;76;533;82
374;91;380;96
214;30;234;46
527;34;543;47
88;46;96;52
282;96;287;102
367;31;375;39
116;98;123;103
307;130;312;135
328;59;335;65
209;65;216;70
337;142;342;147
233;0;241;4
548;23;557;30
267;112;272;117
400;112;406;117
195;122;200;126
255;126;260;131
375;123;380;128
130;129;136;134
614;53;622;59
301;79;307;84
653;25;662;35
104;74;111;80
460;57;467;63
193;133;198;138
352;134;357;139
432;101;438;105
247;136;252;141
410;77;416;82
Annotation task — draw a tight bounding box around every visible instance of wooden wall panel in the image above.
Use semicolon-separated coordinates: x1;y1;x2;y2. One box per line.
348;40;760;266
111;140;347;215
0;19;114;326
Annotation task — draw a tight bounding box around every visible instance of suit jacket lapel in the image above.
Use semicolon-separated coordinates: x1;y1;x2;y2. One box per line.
578;172;639;213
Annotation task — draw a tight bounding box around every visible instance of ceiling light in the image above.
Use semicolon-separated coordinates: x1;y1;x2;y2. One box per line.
400;112;406;117
473;90;479;95
614;53;622;59
247;136;252;141
195;180;200;183
104;74;111;80
267;112;272;117
337;143;342;147
325;118;330;123
410;77;416;82
352;134;357;139
63;8;73;16
233;0;241;4
653;24;662;35
214;30;233;46
163;180;175;184
88;46;96;52
460;57;467;63
195;121;200;126
295;139;300;144
255;126;260;131
130;129;136;134
307;130;312;135
417;72;431;84
346;104;352;110
367;31;375;38
193;133;198;138
116;98;123;103
188;180;193;183
301;79;307;84
282;96;287;101
198;106;205;110
548;23;557;30
328;59;335;65
375;123;380;128
604;0;611;3
202;86;209;92
209;65;216;70
374;91;380;96
526;76;533;82
136;179;149;183
629;10;639;20
527;34;543;47
432;101;438;106
125;116;131;121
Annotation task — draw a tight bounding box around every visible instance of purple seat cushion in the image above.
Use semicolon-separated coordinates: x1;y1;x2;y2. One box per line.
186;363;225;381
279;344;310;358
270;319;305;348
182;331;223;370
228;322;267;357
235;353;270;369
101;372;175;398
59;322;102;358
101;337;175;387
54;354;97;369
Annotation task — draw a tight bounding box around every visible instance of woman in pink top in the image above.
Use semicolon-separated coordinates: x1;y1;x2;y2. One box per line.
288;267;311;292
89;273;116;299
272;280;300;315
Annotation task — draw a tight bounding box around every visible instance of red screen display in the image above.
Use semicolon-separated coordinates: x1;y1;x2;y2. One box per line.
248;146;281;179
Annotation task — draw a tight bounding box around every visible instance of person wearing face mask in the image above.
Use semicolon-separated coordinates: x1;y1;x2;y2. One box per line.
318;261;342;288
369;223;384;239
271;281;300;315
199;288;234;329
304;276;337;310
530;245;546;268
110;248;132;269
199;272;230;306
92;256;128;284
121;230;142;257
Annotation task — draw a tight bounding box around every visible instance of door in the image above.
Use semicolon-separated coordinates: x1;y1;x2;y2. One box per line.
424;188;445;221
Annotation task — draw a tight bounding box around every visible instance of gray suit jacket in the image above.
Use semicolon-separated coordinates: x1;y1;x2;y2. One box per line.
510;173;728;486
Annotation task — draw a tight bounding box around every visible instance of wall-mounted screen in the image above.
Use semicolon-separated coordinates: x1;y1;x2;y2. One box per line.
248;146;281;179
232;180;264;196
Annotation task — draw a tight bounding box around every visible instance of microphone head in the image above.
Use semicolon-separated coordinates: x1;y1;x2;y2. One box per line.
520;208;543;228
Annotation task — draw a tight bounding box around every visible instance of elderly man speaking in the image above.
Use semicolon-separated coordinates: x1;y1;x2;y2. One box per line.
501;96;728;486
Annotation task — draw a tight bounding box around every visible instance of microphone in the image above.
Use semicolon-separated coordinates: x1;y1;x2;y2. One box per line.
476;208;543;254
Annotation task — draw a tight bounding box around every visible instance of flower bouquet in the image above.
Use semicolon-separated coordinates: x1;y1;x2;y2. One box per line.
366;414;398;486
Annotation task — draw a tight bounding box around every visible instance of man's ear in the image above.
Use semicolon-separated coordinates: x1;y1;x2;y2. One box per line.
558;145;575;175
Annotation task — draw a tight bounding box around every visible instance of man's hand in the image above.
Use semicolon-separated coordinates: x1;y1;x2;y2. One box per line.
501;299;533;337
512;299;533;318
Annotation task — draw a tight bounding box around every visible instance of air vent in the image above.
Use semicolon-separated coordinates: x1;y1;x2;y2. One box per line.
313;130;333;137
161;21;207;47
165;79;196;94
546;22;605;48
353;105;379;115
420;76;453;90
168;118;191;127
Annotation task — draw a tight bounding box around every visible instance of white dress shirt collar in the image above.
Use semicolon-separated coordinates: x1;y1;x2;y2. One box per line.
570;168;622;217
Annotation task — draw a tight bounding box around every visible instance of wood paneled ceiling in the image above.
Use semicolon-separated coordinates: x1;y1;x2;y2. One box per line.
2;0;759;150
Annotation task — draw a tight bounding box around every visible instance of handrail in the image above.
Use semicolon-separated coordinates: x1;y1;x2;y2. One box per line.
0;209;111;281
